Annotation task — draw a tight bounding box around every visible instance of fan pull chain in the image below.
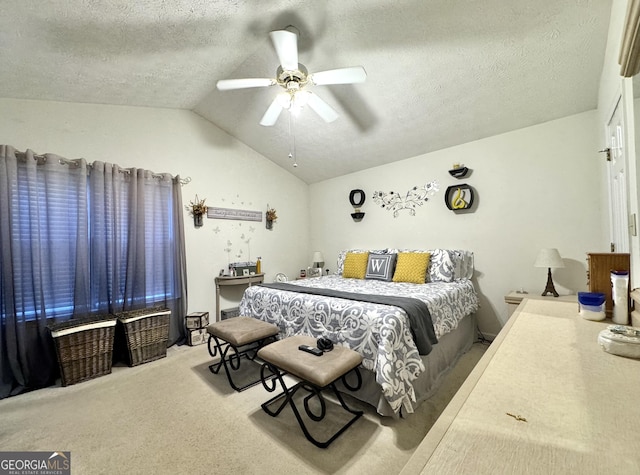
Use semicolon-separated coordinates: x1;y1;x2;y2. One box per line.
288;111;298;167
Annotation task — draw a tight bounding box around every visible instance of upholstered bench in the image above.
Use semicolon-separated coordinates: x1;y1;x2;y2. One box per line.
257;335;364;448
206;316;279;392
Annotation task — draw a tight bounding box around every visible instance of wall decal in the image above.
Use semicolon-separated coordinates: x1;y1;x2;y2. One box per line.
209;194;263;277
373;181;439;217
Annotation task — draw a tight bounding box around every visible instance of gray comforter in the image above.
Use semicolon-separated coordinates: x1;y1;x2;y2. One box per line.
239;275;478;414
259;282;438;355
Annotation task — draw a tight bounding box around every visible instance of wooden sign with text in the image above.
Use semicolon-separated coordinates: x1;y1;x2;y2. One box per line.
207;207;262;222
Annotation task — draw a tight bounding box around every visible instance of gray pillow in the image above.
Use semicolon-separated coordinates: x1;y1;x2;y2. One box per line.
365;253;397;281
428;249;475;282
427;249;456;282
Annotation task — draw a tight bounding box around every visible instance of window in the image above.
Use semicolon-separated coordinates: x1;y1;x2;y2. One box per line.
7;160;87;320
4;158;177;321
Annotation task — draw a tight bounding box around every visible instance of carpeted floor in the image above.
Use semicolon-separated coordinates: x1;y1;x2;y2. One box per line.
0;341;487;474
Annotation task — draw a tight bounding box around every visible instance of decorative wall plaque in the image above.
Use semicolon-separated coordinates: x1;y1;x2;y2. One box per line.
444;184;475;211
208;207;262;222
349;189;366;221
373;181;439;217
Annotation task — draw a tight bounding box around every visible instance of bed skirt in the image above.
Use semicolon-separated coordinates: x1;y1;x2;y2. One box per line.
336;314;476;418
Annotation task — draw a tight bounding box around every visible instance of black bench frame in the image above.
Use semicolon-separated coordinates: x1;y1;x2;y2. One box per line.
207;333;276;392
259;361;363;448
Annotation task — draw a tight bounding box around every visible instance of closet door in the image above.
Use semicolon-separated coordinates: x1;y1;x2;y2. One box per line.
607;96;630;253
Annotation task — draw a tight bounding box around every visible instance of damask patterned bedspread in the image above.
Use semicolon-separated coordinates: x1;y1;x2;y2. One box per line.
239;275;479;414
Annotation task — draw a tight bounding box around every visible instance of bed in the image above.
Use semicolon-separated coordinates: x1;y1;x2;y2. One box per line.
238;249;479;417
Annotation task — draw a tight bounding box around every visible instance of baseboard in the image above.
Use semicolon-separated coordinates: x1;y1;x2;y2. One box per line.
475;324;496;343
478;332;497;342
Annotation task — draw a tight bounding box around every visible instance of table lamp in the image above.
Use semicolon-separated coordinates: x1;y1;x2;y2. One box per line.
312;251;325;270
534;248;565;297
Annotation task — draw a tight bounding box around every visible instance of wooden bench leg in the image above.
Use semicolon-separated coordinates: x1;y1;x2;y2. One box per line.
259;362;364;448
207;334;276;392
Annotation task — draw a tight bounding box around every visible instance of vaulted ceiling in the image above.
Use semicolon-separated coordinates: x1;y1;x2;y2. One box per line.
1;0;613;183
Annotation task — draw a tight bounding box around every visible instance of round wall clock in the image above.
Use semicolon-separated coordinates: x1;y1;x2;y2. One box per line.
274;272;288;283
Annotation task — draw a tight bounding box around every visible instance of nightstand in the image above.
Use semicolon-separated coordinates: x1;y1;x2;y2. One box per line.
504;291;577;318
215;273;264;322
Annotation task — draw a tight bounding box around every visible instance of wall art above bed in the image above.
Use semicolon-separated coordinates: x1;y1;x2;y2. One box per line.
373;181;439;217
444;184;475;211
349;189;366;221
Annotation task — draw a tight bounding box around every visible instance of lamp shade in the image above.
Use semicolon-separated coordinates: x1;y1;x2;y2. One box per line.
534;248;565;268
312;251;325;268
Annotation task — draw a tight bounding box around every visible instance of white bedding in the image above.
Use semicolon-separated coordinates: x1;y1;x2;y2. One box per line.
239;274;479;414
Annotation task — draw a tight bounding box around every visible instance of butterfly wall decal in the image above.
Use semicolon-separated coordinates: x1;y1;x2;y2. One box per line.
373;181;439;217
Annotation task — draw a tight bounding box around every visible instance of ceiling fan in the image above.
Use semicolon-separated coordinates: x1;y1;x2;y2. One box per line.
216;28;366;126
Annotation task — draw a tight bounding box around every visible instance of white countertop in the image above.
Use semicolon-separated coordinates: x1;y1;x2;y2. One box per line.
402;299;640;474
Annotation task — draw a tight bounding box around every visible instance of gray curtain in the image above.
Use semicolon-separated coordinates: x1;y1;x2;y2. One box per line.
170;177;188;345
87;161;187;344
0;146;187;398
0;146;90;396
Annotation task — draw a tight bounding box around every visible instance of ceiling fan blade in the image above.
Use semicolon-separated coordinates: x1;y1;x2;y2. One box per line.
306;93;338;123
310;66;367;85
269;30;299;71
260;98;284;126
216;78;274;91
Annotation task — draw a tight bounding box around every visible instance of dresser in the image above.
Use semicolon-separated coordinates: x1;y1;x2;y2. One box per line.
401;298;640;474
586;252;630;317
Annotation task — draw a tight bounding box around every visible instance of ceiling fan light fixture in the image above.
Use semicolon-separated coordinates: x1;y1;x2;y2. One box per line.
217;28;366;126
276;90;310;114
276;92;292;109
293;90;310;108
277;64;308;89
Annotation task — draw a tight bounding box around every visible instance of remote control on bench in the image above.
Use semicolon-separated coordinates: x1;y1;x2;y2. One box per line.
298;344;323;356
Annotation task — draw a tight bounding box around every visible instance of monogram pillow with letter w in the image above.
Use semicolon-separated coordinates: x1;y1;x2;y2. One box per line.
365;253;398;281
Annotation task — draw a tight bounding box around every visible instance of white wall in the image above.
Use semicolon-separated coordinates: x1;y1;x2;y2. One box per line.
0;98;611;336
309;111;608;337
0;98;310;318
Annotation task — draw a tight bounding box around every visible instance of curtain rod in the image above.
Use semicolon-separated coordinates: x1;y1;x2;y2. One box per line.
14;150;45;160
12;150;191;185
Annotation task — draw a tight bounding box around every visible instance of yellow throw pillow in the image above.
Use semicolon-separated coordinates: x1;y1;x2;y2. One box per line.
342;252;370;279
392;252;430;284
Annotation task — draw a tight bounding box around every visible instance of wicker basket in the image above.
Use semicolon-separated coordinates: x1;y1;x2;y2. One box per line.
49;314;118;386
115;307;171;366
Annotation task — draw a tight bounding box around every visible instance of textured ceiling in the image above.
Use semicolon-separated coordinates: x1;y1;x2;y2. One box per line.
1;0;612;183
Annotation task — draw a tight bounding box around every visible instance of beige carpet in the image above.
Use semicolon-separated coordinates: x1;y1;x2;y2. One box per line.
0;342;487;475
